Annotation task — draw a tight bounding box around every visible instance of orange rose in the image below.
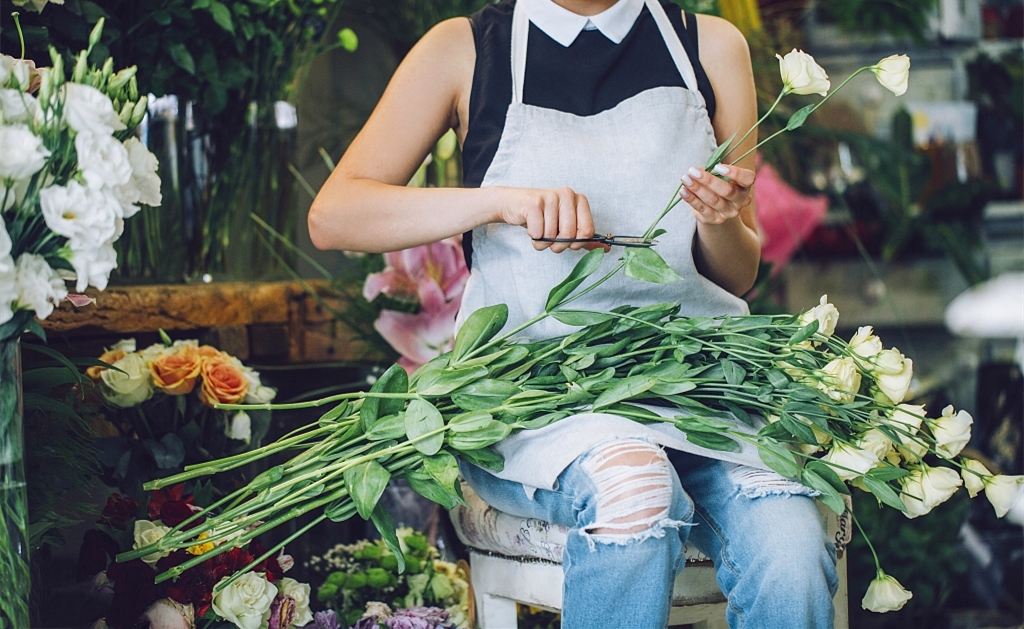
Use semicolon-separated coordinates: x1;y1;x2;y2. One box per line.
86;349;127;382
198;357;249;407
194;345;223;361
150;349;203;395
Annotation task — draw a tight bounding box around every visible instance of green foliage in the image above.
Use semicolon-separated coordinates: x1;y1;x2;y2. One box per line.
818;0;938;44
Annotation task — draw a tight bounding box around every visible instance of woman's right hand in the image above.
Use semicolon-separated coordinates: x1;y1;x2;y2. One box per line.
495;186;600;253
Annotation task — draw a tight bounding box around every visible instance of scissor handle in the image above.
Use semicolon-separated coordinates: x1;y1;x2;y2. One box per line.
532;235;656;247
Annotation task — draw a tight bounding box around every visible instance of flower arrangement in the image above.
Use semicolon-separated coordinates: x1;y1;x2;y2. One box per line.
314;603;458;629
120;50;1023;616
89;334;276;493
309;528;470;628
79;484;313;629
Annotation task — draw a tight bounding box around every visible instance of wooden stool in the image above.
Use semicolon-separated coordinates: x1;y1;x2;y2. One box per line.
450;483;851;629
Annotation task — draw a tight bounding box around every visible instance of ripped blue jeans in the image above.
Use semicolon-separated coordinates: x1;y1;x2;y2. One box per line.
461;440;838;629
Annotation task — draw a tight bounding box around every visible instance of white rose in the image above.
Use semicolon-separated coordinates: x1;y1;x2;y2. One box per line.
848;326;883;359
776;49;831;96
62;82;125;137
132;519;172;567
0;124;50;180
100;352;153;407
823;442;878;481
856;429;894;461
225;411;252;443
276;578;313;627
40;180;121;246
124;137;162;206
872;54;910;96
899;464;962;519
0;55;32;92
961;459;990;498
13;253;67;320
861;571;912;613
983;475;1024;518
76;132;133;190
930;405;973;459
69;240;119;292
211;573;277;629
144;598;195;629
817;357;862;403
140;341;173;363
0;88;42;124
798;295;839;342
871;348;913;404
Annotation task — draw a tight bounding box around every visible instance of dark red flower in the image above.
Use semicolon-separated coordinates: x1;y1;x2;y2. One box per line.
250;539;284;582
100;493;139;528
163;557;216;617
105;559;156;629
75;529;119;581
148;484;192;520
211;545;255;583
159;500;204;528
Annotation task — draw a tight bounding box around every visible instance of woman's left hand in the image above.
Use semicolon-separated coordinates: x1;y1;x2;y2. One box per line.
679;163;755;225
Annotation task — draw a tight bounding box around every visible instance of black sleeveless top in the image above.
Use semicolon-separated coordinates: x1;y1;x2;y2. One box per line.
461;0;716;265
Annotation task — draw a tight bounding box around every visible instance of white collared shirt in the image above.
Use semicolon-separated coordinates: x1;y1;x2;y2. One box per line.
519;0;645;46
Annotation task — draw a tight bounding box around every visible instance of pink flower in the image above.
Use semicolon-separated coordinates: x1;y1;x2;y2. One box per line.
365;238;469;371
754;159;828;269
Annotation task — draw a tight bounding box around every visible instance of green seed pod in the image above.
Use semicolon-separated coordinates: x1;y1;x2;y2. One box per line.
72;51;89;83
131;96;148;126
119;101;134;126
107;66;137;93
100;57;114;85
128;75;138;102
88;17;105;52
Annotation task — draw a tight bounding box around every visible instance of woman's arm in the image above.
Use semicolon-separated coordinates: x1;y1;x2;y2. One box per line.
679;14;761;296
308;18;595;254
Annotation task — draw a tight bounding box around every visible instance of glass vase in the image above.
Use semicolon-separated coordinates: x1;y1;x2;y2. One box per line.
0;339;29;628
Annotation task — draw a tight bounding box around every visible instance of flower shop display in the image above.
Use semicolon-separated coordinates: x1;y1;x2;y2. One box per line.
89;335;276;494
78;483;314;629
309;528;470;628
119;50;1022;615
0;18;158;627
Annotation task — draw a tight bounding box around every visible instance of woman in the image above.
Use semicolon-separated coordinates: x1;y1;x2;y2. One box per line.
310;0;838;627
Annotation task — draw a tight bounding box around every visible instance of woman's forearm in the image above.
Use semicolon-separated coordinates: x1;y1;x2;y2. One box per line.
693;216;761;296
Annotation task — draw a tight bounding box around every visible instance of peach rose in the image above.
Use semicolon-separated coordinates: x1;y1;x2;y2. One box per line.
194;345;223;361
198;357;249;407
150;349;203;395
87;349;126;382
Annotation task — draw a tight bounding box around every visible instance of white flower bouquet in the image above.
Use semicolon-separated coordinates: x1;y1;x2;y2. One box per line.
0;18;159;342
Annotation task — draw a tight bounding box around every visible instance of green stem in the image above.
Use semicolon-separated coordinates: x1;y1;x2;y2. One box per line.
851;511;882;573
720;89;787;163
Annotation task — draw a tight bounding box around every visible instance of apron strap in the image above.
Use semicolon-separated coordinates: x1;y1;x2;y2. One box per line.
510;0;700;104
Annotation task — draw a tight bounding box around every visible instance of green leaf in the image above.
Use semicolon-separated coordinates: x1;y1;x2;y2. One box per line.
704;128;739;170
446;420;512;450
448;411;494;433
551;310;613;326
545;248;605;311
805;460;850;495
866;466;911;482
766;369;789;389
649;381;696;395
364;413;406;441
592;376;657;410
788;320;818;346
674;415;736;432
423;451;460;490
404;469;461;510
208;0;235;33
451;304;508;363
405;399;444;456
319;402;350;426
785;104;816;131
417;366;489;396
861;476;907;512
370;504;406;573
684;431;741;452
360;364;408;431
344;460;391;520
451;379;523;411
22;393;82;423
801;469;846;515
720;400;754;426
22;367;83;391
720;359;746;386
756;438;800;478
459;446;505;471
622;248;683;284
325;498;356;522
780;413;817;445
165;43;196;74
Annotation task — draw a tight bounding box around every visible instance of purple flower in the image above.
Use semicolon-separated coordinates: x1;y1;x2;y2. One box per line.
382;617;429;629
351;616;381;629
315;609;342;629
268;595;297;629
387;607;453;629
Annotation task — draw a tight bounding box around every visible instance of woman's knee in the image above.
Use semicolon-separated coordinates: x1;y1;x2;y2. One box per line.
576;440;692;541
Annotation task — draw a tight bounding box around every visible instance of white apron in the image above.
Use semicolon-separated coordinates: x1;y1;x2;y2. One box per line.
455;0;767;493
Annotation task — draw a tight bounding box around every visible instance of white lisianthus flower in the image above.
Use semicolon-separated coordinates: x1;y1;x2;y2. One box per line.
818;357;862;403
62;82;125;136
871;348;913;404
100;352;154;408
961;459;990;498
76;131;133;190
0;55;32;92
0;124;51;180
872;55;911;96
862;571;913;613
899;464;962;519
0;220;15;324
133;520;172;567
124;137;162;206
241;366;276;404
13;253;67;320
226;411;252;444
39;180;121;246
0;88;42;124
276;578;313;627
983;475;1024;518
798;295;840;342
856;429;894;461
69;240;119;292
823;442;878;481
930;405;973;459
212;573;277;629
848;326;883;359
885;403;926;437
777;49;831;96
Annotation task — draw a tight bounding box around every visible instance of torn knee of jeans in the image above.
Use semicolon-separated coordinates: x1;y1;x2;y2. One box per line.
727;464;819;499
578;440;688;547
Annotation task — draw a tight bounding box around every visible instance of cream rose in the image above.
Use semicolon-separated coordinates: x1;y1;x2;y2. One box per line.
872;55;910;96
100;352;154;408
276;578;313;627
861;571;913;613
961;459;990;498
823;442;878;481
983;475;1024;518
133;520;172;567
211;572;277;629
848;326;883;359
929;405;973;459
818;357;862;403
871;348;913;404
856;429;894;461
798;295;840;343
777;49;831;96
899;464;962;519
885;403;925;437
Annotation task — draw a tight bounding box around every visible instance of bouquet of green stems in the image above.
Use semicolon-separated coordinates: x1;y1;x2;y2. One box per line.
122;50;1022;614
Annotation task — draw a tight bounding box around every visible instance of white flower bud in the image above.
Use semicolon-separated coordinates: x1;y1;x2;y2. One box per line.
872;54;910;96
776;49;831;96
862;571;913;613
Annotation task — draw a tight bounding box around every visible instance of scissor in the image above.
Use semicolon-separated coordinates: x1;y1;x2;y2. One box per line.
532;234;657;247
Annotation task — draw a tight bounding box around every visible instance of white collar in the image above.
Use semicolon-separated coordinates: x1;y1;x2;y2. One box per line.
519;0;645;46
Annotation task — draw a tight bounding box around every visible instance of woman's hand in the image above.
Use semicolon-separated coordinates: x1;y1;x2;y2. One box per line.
496;186;601;253
679;163;755;225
